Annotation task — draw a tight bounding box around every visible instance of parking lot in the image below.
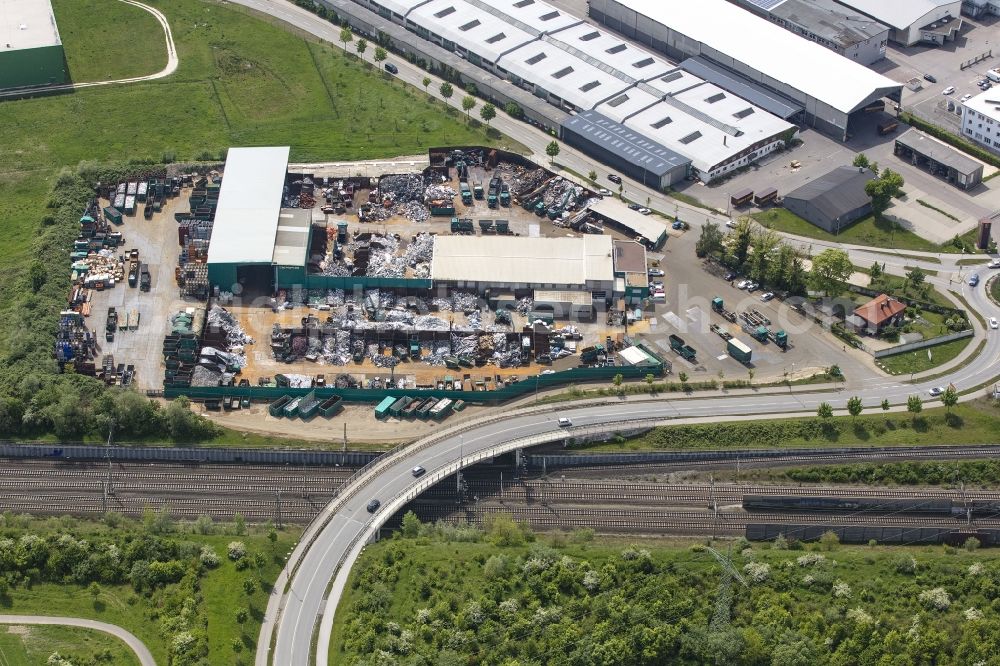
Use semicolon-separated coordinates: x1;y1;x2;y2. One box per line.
641;230;872;382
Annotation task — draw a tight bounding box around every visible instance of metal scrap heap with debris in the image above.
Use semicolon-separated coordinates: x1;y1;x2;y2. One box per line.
494;162;549;197
319;232;435;279
206;305;254;368
360;173;432;222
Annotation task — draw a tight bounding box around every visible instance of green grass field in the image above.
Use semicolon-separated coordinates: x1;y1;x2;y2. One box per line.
752;208;981;255
0;516;299;664
877;337;972;375
0;624;140;666
332;524;1000;664
573;399;1000;452
0;0;509;376
53;0;168;82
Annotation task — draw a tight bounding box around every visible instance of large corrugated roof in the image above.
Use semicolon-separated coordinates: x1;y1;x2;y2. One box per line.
431;235;614;286
562;111;690;177
207;147;290;265
678;57;802;119
831;0;959;31
272;208;312;267
895;129;982;176
783;166;875;220
610;0;901;113
589;198;667;245
1;0;61;51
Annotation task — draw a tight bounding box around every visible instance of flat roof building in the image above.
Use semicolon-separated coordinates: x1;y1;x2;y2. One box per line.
782;166;876;234
350;0;796;180
961;89;1000;159
588;197;667;249
430;235;615;293
588;0;903;140
207;146;293;292
731;0;889;66
0;0;67;89
894;128;983;190
831;0;962;46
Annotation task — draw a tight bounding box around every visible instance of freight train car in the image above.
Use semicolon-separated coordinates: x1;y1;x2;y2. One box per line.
742;495;954;516
747;524;1000;547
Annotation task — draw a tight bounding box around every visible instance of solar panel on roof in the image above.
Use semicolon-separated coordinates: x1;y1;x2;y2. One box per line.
633;57;655;68
486;32;506;43
606;44;627;54
733;107;755;119
513;0;533;6
580;31;600;41
607;94;629;107
745;0;786;9
434;6;456;18
679;131;702;145
525;52;547;65
660;71;683;83
460;19;481;31
579;80;601;92
705;92;726;103
651;116;672;129
539;10;560;20
553;66;574;79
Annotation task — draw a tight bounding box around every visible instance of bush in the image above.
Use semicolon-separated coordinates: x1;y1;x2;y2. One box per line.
228;541;247;561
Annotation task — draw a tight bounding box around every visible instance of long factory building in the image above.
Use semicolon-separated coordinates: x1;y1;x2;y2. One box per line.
205;147;639;305
344;0;796;184
588;0;903;140
0;0;67;90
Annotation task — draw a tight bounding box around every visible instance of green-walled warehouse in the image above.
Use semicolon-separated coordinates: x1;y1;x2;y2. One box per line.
0;0;67;90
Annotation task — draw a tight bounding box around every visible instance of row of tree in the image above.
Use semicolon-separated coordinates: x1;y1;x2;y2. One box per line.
815;387;957;421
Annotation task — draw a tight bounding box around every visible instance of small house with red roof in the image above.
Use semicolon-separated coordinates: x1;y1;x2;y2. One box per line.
850;293;906;335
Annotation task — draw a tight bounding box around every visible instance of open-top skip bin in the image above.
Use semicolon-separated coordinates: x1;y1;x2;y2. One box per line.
416;397;437;419
375;396;396;419
319;395;343;418
453;399;467;412
298;390;321;419
389;396;412;418
283;397;302;418
402;399;422;419
430;398;453;420
268;396;291;417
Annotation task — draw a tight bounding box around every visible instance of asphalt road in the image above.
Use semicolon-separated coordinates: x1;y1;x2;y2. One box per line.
223;3;1000;664
0;615;156;666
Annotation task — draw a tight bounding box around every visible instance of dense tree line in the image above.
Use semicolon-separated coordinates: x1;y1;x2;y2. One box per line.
785;460;1000;487
337;515;1000;665
697;220;807;295
0;162;218;441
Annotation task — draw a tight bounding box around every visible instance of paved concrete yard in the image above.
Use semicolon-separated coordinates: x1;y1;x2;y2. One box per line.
88;194;195;391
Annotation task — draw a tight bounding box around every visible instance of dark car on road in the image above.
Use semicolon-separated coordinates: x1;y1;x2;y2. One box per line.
384;63;398;74
607;174;622;184
366;499;381;513
923;73;936;83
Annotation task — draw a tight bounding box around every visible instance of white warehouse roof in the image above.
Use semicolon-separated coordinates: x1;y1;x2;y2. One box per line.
614;0;901;113
832;0;959;31
207;146;290;265
1;0;61;51
431;235;614;286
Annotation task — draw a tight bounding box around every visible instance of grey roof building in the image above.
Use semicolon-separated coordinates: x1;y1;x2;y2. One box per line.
561;110;691;189
894;129;983;190
731;0;889;65
782;166;876;234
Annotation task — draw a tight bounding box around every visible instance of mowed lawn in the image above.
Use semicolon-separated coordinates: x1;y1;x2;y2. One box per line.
0;624;141;666
0;0;503;353
752;207;979;254
53;0;168;82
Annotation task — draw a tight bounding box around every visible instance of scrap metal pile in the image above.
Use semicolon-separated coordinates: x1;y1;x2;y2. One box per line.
363;173;432;222
494;162;548;197
206;305;253;368
319;232;435;279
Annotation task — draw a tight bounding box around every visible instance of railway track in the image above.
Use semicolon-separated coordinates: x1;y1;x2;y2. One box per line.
0;454;997;529
549;446;1000;476
405;503;1000;534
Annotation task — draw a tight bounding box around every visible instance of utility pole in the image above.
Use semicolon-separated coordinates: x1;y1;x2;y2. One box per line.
343;423;347;453
275;490;283;530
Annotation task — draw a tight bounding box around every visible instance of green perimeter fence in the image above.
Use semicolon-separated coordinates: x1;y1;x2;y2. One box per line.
163;364;661;405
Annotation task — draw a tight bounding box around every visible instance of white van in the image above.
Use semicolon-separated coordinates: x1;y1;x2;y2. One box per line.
558;417;572;427
987;69;1000;83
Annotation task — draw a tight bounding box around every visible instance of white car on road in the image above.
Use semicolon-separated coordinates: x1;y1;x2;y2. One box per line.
943;86;955;95
961;93;973;102
989;258;1000;269
990;317;999;330
928;387;944;397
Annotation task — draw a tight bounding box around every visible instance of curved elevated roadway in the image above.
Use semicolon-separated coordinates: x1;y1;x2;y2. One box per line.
230;2;1000;664
258;259;1000;666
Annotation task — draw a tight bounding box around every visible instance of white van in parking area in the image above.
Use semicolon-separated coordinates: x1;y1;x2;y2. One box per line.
988;69;1000;83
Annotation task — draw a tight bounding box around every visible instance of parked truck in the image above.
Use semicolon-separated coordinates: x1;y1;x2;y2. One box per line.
460;181;473;206
139;264;151;292
711;297;737;322
668;334;697;361
106;307;118;342
727;338;752;364
500;182;511;207
473;181;484;200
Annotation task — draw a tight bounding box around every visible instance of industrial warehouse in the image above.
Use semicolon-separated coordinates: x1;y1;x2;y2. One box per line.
344;0;796;182
588;0;903;140
58;145;679;418
0;0;67;90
